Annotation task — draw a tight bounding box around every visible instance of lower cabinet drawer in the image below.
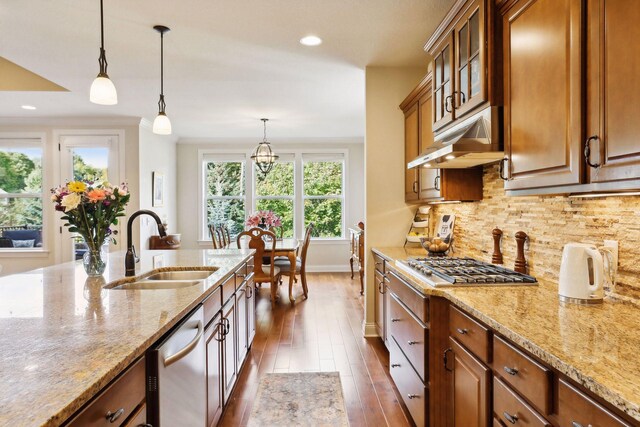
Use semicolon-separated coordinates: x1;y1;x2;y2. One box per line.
493;335;552;414
221;274;235;304
389;294;427;381
557;378;633;427
66;357;146;427
203;286;222;326
390;337;426;427
450;305;491;363
387;271;429;324
493;376;551;427
122;403;146;426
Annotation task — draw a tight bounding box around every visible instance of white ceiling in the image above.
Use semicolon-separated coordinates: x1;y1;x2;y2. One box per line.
0;0;454;139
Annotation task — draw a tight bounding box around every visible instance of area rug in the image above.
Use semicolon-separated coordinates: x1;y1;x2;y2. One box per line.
248;372;349;426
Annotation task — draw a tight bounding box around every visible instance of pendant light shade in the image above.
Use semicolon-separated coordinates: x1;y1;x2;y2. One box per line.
251;119;279;174
153;25;172;135
90;0;117;105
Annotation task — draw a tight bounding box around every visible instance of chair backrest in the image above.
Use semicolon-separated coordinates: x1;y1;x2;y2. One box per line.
236;227;277;279
216;227;227;248
208;224;220;249
299;223;314;270
222;225;231;247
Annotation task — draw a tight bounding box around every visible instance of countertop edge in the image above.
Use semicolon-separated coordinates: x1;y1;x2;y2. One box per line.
374;246;640;423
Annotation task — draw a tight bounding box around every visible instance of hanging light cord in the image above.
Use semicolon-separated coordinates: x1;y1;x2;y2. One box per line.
158;30;166;114
97;0;108;76
263;119;268;143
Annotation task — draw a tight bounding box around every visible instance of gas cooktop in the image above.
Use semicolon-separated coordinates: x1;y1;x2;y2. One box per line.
395;257;537;287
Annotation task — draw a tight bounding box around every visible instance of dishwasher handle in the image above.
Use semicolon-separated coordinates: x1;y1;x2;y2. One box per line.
163;320;204;367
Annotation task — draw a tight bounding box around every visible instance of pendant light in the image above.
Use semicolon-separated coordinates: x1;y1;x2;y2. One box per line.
152;25;172;135
90;0;118;105
251;118;279;175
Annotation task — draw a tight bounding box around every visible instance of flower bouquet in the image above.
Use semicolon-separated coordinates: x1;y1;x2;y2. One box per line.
51;180;130;276
246;210;282;230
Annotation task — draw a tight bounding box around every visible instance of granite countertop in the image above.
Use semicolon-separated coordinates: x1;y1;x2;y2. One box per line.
0;248;253;427
372;246;640;423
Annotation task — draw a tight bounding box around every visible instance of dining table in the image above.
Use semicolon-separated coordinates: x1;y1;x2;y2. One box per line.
231;237;302;303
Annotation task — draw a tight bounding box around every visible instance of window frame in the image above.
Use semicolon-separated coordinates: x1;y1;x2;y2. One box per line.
253;155;296;238
0;133;49;255
198;148;348;243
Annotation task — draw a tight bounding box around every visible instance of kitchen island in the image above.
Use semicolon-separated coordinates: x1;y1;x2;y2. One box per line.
0;248;254;427
373;246;640;425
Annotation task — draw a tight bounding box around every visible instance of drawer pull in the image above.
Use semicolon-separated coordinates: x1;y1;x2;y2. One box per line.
391;363;400;368
456;328;468;335
407;341;418;345
503;366;519;376
407;394;420;399
105;408;124;423
503;411;518;424
443;348;453;372
237;273;246;278
391;318;400;322
571;422;589;427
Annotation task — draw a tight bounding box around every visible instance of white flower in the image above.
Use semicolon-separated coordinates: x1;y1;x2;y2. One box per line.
61;192;82;212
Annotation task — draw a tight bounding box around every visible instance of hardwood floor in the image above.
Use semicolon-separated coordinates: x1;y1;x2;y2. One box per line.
219;272;413;427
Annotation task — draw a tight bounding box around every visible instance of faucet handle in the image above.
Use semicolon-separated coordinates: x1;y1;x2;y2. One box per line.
132;245;140;263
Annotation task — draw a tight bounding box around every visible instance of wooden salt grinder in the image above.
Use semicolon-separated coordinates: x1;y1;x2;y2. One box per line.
492;228;503;264
514;231;528;273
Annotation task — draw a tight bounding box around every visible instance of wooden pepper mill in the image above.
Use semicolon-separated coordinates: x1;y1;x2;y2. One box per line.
492;228;503;264
514;231;528;273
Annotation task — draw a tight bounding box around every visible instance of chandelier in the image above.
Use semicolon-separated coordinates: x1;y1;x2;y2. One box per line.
251;118;279;174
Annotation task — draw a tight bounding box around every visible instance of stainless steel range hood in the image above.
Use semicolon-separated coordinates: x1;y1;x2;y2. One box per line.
408;107;503;169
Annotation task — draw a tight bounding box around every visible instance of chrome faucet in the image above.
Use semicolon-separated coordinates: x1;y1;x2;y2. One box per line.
125;210;167;276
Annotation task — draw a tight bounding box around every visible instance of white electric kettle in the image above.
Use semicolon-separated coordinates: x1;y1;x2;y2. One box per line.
558;243;605;304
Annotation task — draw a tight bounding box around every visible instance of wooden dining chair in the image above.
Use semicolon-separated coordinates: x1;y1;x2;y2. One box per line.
268;226;284;239
216;227;227;248
274;223;313;301
208;224;220;249
237;228;280;303
222;225;231;247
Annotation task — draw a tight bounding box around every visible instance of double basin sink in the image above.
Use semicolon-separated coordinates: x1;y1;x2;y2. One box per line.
108;269;217;290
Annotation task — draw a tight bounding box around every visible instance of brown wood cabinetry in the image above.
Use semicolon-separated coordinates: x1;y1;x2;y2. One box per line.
390;337;427;427
501;0;640;193
448;336;491;427
374;269;386;339
501;0;584;191
66;357;146;427
389;293;428;381
426;0;500;132
450;305;491;363
404;101;421;202
493;376;551;427
557;378;633;427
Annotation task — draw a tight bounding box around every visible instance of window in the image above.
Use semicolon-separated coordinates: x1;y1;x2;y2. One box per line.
0;139;44;250
254;158;294;238
204;157;246;238
303;155;345;238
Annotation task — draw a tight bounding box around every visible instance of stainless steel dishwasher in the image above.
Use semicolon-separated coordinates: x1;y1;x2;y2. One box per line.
147;305;206;427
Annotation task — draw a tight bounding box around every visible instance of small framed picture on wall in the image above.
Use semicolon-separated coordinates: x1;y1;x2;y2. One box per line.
152;172;164;207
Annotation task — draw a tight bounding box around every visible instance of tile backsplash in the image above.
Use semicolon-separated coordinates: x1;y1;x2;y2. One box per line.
430;165;640;300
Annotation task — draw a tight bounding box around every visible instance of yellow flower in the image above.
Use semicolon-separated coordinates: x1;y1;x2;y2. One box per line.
67;181;87;193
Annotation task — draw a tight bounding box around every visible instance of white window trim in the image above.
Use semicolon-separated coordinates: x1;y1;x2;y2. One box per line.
0;133;48;255
197;148;348;241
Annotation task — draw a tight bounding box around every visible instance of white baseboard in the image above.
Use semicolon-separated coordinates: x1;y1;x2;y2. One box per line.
362;321;379;338
306;265;351;273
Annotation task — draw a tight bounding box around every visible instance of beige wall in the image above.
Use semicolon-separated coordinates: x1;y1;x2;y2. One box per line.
0;119;140;276
432;165;640;301
363;66;427;335
138;124;178;249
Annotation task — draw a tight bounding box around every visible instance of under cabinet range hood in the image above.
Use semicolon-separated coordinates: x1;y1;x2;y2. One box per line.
408;107;503;169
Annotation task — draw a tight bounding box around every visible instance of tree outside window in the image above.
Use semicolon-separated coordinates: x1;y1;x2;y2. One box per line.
0;143;44;248
205;161;245;237
255;161;294;238
303;159;344;238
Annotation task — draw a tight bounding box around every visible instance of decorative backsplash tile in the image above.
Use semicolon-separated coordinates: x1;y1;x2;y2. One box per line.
431;165;640;300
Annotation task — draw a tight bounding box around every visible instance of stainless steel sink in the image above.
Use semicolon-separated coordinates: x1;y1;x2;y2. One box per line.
145;271;214;281
111;280;201;290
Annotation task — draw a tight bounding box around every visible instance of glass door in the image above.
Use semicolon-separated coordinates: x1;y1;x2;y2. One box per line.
454;0;485;117
59;135;120;262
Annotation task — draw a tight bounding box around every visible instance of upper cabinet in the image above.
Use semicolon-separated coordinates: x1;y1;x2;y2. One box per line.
501;0;640;193
426;0;499;133
401;73;483;203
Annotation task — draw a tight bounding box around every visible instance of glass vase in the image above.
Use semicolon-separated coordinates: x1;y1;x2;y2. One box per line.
82;240;108;277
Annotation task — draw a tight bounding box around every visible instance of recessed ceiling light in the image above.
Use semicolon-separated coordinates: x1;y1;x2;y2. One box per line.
21;105;36;110
300;35;322;46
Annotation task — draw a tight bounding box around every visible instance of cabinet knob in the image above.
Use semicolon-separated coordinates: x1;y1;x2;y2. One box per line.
503;411;518;424
503;366;519;376
391;363;400;368
105;408;124;423
456;328;468;335
407;394;419;399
